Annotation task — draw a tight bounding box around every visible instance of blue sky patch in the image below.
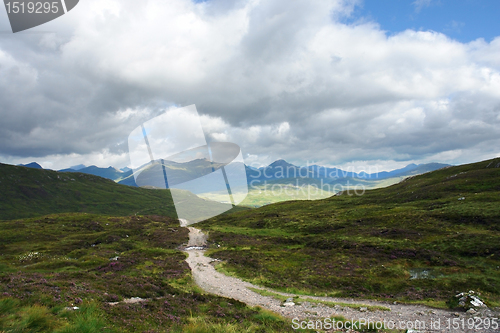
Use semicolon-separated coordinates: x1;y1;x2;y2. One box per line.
346;0;499;42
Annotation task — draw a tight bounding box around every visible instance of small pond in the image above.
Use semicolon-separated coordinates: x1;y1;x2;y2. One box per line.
409;268;441;279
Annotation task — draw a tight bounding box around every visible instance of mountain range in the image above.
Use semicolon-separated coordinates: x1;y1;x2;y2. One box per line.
246;159;450;182
15;159;450;187
9;159;451;207
59;165;131;183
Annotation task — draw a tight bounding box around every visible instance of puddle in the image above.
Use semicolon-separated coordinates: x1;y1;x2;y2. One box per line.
184;246;206;251
409;268;439;279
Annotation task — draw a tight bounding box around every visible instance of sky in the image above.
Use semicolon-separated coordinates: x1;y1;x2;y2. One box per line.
0;0;499;172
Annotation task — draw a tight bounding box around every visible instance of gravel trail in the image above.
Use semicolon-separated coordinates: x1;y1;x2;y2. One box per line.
183;227;499;332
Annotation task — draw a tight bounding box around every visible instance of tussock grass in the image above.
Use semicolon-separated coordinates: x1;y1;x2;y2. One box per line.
170;311;311;333
1;299;62;332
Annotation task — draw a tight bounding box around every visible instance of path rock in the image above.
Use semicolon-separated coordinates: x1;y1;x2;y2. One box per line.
467;308;477;315
455;290;487;311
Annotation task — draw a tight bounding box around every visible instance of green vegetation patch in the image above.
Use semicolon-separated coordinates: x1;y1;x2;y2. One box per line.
0;163;250;221
0;163;179;220
0;213;310;332
199;158;500;308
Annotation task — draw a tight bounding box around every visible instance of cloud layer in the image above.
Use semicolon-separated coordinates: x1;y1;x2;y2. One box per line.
0;0;499;170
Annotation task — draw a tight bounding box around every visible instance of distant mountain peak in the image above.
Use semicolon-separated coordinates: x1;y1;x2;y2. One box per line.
268;159;297;168
402;163;418;169
69;164;86;170
19;162;42;169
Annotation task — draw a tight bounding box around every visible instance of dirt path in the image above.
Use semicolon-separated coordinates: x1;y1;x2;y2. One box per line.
183;227;499;332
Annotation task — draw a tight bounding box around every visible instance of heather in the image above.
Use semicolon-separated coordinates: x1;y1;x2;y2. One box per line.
0;213;300;332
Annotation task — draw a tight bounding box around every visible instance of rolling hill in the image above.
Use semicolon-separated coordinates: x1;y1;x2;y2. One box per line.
59;165;132;183
0;163;176;220
0;163;244;221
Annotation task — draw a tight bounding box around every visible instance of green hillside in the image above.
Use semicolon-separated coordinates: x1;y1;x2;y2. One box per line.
199;157;500;308
0;163;178;220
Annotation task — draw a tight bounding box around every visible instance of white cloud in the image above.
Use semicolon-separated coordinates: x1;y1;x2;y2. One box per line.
0;0;499;171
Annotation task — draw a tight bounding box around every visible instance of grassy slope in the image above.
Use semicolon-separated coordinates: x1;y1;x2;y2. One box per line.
199;158;500;308
0;163;178;220
0;213;301;332
0;163;248;221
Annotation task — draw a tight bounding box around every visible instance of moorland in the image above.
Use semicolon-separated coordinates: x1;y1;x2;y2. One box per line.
199;158;500;309
1;158;499;332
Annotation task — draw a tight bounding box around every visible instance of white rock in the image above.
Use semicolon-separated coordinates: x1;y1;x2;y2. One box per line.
470;295;486;307
64;306;79;311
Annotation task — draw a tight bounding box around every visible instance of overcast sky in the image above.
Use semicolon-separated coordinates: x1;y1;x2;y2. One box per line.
0;0;499;171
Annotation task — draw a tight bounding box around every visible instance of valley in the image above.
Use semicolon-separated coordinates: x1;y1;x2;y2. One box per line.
52;159;450;206
198;158;500;310
1;158;499;332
